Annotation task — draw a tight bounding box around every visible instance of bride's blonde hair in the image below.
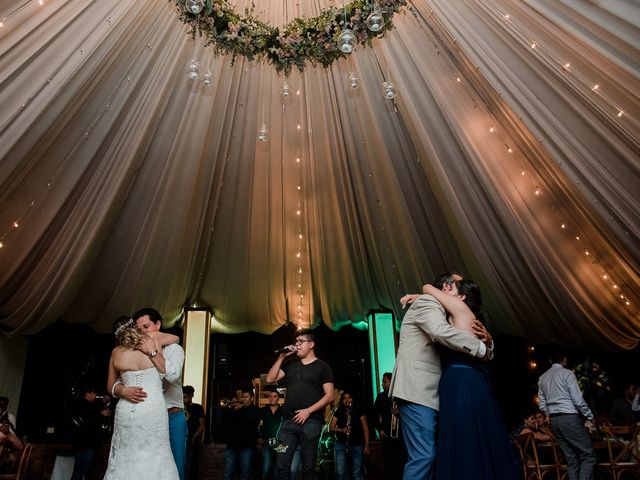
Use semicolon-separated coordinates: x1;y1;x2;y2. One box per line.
112;316;143;350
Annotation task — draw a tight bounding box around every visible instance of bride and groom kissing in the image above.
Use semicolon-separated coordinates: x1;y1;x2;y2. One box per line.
105;308;186;480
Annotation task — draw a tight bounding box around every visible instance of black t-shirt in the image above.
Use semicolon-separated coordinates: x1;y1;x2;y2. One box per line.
281;358;334;423
372;390;392;435
334;405;365;446
226;404;260;448
186;403;205;441
260;405;282;439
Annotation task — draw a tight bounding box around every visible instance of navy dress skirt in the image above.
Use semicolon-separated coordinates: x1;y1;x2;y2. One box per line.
435;349;519;480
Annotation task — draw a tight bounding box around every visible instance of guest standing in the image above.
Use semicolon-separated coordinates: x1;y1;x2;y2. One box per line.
330;390;369;480
538;351;597;480
266;329;334;480
223;387;260;480
371;372;404;480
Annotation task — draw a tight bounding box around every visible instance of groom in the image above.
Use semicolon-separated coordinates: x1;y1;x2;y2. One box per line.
388;272;493;480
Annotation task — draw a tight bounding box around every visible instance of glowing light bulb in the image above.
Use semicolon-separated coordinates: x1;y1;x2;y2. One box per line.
575;236;580;240
626;301;630;305
299;234;303;239
298;268;302;273
561;223;565;229
508;147;513;153
531;42;537;49
38;0;44;5
296;210;301;215
613;284;619;289
592;84;599;91
562;63;570;70
0;242;3;248
456;76;461;82
297;124;301;130
521;170;525;176
535;188;541;195
12;221;19;228
603;274;607;279
585;250;589;255
296;252;301;258
296;157;300;163
503;14;510;20
617;110;624;118
489;127;495;133
297;185;301;190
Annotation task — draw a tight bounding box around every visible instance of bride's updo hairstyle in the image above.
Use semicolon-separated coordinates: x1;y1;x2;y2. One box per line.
458;280;483;319
112;316;143;350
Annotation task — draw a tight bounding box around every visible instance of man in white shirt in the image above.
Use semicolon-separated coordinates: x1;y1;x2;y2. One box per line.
114;308;187;480
538;351;596;480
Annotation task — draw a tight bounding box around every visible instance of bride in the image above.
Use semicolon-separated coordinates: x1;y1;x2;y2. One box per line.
104;317;180;480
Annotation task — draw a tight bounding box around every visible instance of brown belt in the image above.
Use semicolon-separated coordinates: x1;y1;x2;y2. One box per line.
168;407;183;414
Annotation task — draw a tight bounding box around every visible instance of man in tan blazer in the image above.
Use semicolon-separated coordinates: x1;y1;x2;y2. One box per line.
388;272;492;480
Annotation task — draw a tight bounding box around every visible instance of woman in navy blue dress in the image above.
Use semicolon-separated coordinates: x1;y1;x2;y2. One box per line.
423;280;519;480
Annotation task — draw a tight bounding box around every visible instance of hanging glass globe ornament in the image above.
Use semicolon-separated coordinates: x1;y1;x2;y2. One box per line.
280;81;290;98
257;124;269;142
185;0;204;14
382;81;397;99
347;72;359;89
337;29;356;54
366;10;384;32
186;59;200;80
202;71;213;87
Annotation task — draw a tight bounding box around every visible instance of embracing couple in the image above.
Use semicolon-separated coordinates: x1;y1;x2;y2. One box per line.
105;308;186;480
389;272;518;480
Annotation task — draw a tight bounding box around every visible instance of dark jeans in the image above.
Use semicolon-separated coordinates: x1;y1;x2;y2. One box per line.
381;435;405;480
224;446;255;480
550;414;597;480
334;442;363;480
275;419;323;480
71;448;95;480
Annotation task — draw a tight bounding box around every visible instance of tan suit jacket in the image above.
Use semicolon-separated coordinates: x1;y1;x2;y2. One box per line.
388;294;482;411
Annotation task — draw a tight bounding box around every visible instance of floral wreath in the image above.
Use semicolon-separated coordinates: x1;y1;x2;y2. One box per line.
175;0;407;74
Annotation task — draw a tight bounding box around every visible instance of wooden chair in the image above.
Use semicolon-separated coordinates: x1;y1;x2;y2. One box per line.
514;432;565;479
0;443;33;480
599;425;640;480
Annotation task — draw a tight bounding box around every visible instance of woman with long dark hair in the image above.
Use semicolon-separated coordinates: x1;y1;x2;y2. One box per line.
421;279;518;479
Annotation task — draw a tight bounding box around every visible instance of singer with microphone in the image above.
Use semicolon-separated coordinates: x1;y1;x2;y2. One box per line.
265;330;334;480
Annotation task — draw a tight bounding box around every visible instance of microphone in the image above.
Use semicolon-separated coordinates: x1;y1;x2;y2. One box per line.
274;346;295;354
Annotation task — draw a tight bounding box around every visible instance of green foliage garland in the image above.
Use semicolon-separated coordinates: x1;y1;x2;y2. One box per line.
174;0;407;74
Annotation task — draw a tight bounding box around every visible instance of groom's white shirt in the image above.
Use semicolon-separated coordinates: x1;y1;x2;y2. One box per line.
162;343;185;409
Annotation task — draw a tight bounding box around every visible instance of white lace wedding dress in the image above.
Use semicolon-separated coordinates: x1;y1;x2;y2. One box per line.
104;367;179;479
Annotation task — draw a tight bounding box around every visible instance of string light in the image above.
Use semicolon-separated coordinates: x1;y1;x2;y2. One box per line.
434;7;640;315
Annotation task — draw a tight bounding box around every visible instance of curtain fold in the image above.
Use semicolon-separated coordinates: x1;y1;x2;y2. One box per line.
0;0;637;348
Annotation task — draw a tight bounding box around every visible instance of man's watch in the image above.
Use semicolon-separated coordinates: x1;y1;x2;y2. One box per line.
149;350;158;358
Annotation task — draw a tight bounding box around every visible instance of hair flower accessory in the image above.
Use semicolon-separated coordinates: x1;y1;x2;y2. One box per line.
114;318;134;336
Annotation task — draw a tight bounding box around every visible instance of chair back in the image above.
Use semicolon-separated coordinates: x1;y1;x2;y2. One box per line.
514;432;563;479
600;424;640;477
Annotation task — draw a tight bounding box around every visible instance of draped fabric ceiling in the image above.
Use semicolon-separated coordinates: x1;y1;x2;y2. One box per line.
0;0;638;349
